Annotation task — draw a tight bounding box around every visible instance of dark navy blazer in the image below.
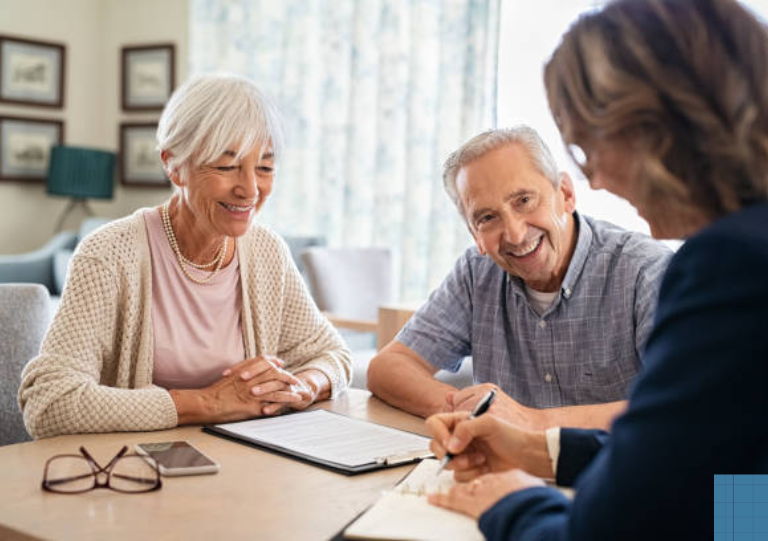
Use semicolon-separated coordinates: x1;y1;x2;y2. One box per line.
479;203;768;540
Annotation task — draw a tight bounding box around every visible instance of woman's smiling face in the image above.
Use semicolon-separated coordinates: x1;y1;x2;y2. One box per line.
177;144;275;239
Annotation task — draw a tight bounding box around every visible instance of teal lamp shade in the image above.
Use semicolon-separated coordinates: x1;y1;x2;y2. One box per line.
47;145;116;200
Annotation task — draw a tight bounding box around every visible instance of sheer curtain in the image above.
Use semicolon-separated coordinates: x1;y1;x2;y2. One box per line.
189;0;500;301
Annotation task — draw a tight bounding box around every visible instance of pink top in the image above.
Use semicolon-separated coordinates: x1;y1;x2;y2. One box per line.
144;209;245;389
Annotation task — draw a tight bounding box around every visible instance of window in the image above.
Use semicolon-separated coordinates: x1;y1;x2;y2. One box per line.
497;0;768;238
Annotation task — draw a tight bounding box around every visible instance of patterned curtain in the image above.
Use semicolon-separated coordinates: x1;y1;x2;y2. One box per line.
190;0;499;301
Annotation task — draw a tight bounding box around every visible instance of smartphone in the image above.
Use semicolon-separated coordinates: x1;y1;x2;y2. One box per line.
135;441;220;476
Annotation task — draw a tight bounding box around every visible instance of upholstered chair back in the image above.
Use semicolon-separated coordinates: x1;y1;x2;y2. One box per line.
0;284;50;445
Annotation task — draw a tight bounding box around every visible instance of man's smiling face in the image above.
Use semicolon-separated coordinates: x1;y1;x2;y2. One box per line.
457;143;577;292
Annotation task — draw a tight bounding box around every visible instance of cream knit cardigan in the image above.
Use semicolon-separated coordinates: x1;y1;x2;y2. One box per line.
19;210;352;439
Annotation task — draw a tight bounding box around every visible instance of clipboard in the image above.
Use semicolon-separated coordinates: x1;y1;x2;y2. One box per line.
203;409;434;475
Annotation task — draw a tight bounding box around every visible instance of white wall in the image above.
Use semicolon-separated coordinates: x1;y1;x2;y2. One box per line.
0;0;187;253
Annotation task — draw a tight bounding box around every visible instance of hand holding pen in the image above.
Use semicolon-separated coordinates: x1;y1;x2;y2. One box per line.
435;389;496;475
426;389;555;482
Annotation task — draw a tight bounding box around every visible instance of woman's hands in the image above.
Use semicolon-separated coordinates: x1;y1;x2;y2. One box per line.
222;356;301;414
171;356;331;425
224;357;331;415
426;412;553;481
427;470;545;519
424;411;550;518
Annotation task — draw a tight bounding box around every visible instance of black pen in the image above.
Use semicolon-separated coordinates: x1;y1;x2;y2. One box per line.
435;388;497;476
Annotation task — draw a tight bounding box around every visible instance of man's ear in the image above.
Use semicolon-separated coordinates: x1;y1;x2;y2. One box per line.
558;172;577;213
160;150;183;187
465;221;486;256
474;237;487;256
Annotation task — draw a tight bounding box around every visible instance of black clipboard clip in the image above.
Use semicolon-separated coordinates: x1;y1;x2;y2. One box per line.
375;449;434;466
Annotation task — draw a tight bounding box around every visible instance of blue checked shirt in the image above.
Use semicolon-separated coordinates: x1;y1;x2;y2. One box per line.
397;213;672;408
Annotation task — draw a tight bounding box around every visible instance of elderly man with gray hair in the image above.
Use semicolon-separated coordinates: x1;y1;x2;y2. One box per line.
368;126;671;431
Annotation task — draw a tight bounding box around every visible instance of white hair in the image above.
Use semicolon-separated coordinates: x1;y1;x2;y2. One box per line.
443;126;560;215
156;73;284;178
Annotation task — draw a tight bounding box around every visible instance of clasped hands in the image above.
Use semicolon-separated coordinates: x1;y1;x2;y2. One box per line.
202;356;319;423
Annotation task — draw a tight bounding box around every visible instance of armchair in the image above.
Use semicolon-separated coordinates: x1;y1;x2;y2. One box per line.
0;217;109;299
0;283;50;445
0;231;76;294
301;247;474;390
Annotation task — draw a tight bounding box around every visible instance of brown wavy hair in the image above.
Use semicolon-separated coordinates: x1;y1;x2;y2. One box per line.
544;0;768;219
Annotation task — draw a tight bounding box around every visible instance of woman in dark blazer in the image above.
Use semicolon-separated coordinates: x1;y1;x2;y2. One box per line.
425;1;768;539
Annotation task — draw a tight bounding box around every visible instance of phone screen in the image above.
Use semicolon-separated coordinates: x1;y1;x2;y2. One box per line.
137;441;216;469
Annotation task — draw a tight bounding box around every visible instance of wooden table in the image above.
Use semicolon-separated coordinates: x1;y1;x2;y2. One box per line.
0;389;428;541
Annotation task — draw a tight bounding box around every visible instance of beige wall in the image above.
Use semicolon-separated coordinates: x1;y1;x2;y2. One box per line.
0;0;187;253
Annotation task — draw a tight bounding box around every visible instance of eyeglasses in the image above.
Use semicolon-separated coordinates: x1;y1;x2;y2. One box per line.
42;446;162;494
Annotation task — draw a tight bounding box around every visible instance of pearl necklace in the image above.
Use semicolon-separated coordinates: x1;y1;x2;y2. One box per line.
161;202;229;284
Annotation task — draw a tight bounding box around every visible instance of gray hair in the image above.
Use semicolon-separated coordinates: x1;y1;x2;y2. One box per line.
157;73;284;179
443;126;560;214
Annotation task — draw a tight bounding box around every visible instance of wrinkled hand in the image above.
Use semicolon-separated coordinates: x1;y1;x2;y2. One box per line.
197;361;283;423
223;358;327;416
221;356;304;414
261;376;319;415
426;411;552;482
445;384;546;430
173;357;315;425
428;470;545;519
224;356;301;399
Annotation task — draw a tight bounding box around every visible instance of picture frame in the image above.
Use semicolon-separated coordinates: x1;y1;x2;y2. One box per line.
121;43;175;111
0;35;66;108
0;115;64;182
119;122;169;187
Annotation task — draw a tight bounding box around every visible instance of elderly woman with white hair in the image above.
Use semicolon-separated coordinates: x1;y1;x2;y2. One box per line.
19;74;352;438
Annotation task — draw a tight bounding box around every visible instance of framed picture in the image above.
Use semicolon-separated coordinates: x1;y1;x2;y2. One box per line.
119;122;169;187
0;35;65;108
0;116;64;182
121;43;175;111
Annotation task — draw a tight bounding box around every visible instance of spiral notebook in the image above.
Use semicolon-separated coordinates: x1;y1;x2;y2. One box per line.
343;458;484;541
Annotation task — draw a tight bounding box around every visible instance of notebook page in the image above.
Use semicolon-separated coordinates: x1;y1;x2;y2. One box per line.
344;459;484;541
214;409;431;467
396;457;457;495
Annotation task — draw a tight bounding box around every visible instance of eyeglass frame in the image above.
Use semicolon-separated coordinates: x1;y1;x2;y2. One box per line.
42;445;162;494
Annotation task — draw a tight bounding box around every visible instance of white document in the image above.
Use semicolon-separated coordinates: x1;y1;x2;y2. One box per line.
344;458;484;541
212;409;432;469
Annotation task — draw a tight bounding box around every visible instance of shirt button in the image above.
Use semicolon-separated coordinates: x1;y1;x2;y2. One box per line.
564;288;571;298
545;373;552;382
539;320;547;328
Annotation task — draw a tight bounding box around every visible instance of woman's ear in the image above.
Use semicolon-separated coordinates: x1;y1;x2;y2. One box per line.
160;150;184;187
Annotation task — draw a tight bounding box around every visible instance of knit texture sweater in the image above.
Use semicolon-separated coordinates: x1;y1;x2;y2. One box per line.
19;210;352;439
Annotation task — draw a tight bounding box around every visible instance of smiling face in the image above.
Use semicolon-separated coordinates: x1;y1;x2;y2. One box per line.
166;143;275;244
457;143;577;292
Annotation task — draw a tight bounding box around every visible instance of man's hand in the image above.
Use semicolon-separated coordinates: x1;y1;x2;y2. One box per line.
427;470;545;519
445;384;547;430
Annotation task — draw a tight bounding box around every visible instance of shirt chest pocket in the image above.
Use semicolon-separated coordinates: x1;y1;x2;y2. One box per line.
575;358;637;403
